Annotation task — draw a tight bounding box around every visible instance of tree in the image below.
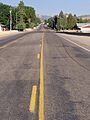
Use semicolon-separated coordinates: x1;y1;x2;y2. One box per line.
59;10;64;18
54;16;58;29
0;3;17;29
57;11;67;30
47;17;54;29
0;3;10;29
16;1;26;31
12;7;17;29
57;18;61;30
17;1;26;22
0;1;41;30
24;6;41;28
67;14;77;29
24;6;36;22
60;16;67;30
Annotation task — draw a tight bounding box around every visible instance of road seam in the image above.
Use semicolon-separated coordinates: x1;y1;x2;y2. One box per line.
39;32;44;120
29;85;37;113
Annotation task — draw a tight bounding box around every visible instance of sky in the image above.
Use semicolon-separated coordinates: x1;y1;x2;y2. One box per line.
0;0;90;16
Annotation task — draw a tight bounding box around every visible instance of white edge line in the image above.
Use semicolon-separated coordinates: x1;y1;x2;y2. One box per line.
60;35;90;53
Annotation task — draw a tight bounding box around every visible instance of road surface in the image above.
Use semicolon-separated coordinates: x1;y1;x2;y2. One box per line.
0;27;90;120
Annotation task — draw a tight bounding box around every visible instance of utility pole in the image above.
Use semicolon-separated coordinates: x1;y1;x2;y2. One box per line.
10;7;12;31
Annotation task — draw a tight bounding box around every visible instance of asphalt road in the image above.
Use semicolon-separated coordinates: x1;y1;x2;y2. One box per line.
0;27;90;120
0;31;41;120
44;32;90;120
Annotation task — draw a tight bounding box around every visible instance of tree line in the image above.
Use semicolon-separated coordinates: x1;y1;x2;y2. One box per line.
46;11;90;31
0;1;41;31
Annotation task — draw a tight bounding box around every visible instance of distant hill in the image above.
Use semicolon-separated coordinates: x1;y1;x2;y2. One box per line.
37;15;51;22
40;15;51;20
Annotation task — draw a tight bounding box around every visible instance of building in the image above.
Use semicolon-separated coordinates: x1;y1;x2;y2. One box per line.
77;23;90;33
78;15;90;20
0;24;6;31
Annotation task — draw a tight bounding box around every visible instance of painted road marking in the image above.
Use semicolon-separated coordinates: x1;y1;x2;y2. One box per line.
61;36;90;52
29;85;37;113
39;32;44;120
0;40;17;49
37;53;40;60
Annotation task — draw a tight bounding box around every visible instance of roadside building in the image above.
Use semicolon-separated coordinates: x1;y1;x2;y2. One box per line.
0;24;6;31
77;23;90;33
78;15;90;20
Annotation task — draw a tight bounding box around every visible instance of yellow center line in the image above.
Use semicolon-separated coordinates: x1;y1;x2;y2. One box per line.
29;85;37;113
0;40;17;49
39;32;44;120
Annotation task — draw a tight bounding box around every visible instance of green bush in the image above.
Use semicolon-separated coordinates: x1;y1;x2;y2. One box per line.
17;22;26;31
29;22;36;28
26;23;30;28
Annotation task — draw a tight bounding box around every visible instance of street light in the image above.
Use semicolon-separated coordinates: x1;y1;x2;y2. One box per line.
10;7;12;31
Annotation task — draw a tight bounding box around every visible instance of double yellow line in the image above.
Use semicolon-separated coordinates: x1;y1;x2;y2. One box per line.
39;32;44;120
29;32;45;120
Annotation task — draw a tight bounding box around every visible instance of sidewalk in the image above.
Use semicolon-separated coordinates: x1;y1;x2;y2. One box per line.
0;31;18;37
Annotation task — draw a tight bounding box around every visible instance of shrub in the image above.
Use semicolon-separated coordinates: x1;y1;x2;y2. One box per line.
17;22;26;31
